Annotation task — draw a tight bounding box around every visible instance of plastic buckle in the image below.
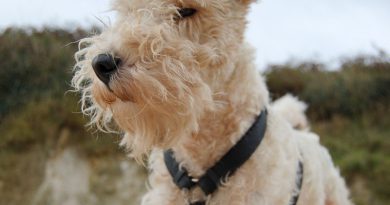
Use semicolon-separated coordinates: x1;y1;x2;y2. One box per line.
174;169;196;189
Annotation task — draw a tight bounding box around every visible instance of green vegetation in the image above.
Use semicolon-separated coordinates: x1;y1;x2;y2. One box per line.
0;28;127;205
0;28;389;205
266;55;390;120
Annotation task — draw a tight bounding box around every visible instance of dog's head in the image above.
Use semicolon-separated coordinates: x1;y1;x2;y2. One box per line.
72;0;256;158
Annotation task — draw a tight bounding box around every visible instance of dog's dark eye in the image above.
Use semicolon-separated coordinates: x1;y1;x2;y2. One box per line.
178;8;197;18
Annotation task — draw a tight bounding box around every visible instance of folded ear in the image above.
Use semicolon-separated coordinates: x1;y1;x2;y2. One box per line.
238;0;257;5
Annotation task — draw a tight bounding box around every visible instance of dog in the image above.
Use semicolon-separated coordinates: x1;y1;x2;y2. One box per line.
72;0;353;204
270;94;309;131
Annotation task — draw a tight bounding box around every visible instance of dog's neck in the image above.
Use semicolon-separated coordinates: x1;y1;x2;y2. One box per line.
171;44;269;176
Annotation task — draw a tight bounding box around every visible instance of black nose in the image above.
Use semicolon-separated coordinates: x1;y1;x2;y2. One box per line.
92;54;121;85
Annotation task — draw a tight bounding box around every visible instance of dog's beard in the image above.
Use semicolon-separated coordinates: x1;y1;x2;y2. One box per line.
73;25;218;160
90;59;214;160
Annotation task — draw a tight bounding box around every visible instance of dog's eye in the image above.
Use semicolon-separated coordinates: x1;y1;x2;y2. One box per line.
177;8;197;18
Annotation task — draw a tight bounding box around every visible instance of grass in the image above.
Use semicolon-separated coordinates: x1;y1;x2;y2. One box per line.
313;114;390;205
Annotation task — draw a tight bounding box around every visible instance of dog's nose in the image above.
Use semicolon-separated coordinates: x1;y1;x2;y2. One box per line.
92;53;121;85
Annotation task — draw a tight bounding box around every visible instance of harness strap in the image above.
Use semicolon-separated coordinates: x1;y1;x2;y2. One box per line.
164;109;304;205
198;109;268;195
190;202;205;205
164;149;196;190
288;161;304;205
164;110;267;200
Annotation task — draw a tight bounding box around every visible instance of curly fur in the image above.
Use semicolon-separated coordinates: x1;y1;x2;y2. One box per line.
72;0;353;204
271;94;309;131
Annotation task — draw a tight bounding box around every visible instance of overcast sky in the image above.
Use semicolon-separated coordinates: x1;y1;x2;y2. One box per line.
1;0;389;69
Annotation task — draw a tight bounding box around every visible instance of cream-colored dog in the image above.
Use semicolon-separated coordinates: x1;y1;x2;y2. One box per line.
72;0;353;204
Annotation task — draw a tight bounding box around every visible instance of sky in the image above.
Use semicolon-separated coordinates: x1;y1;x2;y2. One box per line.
1;0;389;69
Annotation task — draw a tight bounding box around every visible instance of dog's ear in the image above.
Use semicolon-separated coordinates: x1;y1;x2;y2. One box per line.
238;0;257;5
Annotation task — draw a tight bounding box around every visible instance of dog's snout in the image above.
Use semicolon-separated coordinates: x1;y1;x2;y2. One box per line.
92;54;121;85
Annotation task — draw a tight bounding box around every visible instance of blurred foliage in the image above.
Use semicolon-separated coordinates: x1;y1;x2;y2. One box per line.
0;28;86;118
266;55;390;120
0;28;389;205
0;28;124;205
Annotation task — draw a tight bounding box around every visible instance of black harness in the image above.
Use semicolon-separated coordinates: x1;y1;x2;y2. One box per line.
164;110;304;205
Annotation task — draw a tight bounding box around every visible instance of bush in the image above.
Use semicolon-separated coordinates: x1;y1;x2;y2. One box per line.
266;55;390;120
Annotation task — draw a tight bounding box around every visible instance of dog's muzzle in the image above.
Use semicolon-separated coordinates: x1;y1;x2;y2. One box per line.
92;53;121;85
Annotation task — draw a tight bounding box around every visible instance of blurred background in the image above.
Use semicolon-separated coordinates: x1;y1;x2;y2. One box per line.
0;0;389;205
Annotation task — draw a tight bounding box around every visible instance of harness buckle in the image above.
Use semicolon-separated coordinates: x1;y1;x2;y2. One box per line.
174;169;196;189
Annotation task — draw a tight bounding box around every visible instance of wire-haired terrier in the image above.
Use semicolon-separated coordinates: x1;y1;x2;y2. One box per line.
72;0;353;204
